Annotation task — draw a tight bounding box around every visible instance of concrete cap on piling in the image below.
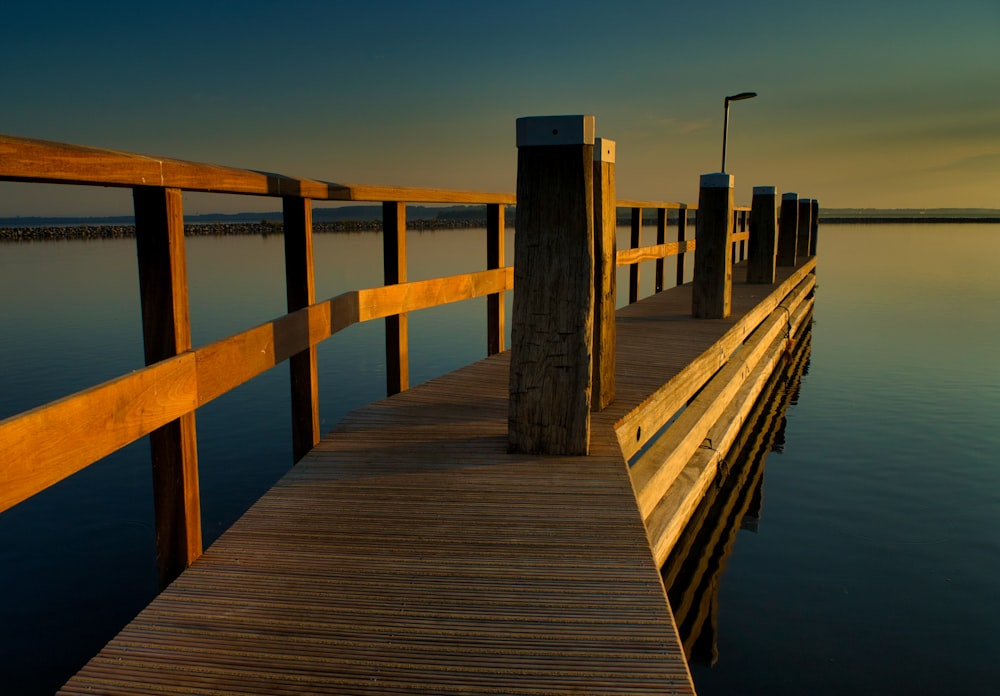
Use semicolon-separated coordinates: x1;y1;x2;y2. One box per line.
594;137;615;163
700;173;734;189
753;185;776;195
516;115;596;147
782;192;798;200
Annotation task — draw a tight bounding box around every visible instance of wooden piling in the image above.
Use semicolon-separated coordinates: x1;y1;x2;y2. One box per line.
676;206;688;287
747;186;777;284
810;198;820;254
797;198;812;257
509;115;595;455
283;196;320;463
133;186;202;589
592;137;616;411
777;192;798;266
486;203;506;355
692;173;734;319
383;201;409;395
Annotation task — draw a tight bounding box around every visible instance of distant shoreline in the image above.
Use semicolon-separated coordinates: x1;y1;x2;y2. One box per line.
0;219;489;242
2;215;999;241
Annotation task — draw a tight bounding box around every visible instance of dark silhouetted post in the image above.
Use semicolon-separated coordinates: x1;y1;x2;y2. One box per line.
592;137;616;412
283;196;320;463
777;192;799;266
810;198;820;254
693;173;734;319
797;198;812;257
486;203;506;355
676;206;688;287
747;186;777;283
133;186;202;589
383;201;408;395
509;115;595;455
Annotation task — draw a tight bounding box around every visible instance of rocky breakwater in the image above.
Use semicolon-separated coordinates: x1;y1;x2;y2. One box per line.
0;218;490;242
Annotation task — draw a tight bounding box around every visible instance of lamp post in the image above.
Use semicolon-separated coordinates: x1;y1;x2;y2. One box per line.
721;91;757;173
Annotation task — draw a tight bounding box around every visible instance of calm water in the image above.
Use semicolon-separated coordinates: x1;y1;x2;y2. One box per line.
1;224;998;694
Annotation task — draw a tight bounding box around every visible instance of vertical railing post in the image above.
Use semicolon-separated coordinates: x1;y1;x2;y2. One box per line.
797;198;812;258
383;201;409;395
592;137;616;412
133;186;202;589
283;196;320;463
777;192;799;267
810;198;820;254
486;203;506;356
747;186;778;284
692;173;734;319
655;207;667;293
509;114;595;455
731;210;739;266
629;207;641;304
675;206;688;287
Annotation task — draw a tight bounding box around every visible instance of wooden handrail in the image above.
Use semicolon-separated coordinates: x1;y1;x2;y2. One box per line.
0;131;792;585
0;134;516;205
0;267;514;515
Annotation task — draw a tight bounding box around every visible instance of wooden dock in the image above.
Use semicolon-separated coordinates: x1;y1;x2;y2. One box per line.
57;259;814;695
1;125;819;693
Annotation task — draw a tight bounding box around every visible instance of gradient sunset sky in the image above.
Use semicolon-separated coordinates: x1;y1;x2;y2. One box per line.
3;0;998;215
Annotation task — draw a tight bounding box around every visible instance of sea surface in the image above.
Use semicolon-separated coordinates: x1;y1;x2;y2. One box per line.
0;224;997;694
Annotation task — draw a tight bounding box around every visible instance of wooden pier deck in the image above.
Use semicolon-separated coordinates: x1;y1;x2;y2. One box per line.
58;259;814;696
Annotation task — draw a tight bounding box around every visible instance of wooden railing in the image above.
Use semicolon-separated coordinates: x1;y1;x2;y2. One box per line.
1;133;758;586
615;200;750;303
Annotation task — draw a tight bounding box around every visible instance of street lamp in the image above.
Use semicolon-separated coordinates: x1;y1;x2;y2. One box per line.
721;91;757;173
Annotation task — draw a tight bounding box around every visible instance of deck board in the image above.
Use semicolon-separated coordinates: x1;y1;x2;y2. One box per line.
59;261;812;695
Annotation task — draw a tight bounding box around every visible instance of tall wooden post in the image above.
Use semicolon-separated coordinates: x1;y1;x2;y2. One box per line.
797;198;812;257
676;206;688;287
383;201;408;395
133;186;202;589
810;198;820;254
283;196;320;462
509;115;595;455
629;207;641;304
655;207;667;293
592;137;616;412
486;203;506;355
692;173;734;319
747;186;777;284
777;192;799;267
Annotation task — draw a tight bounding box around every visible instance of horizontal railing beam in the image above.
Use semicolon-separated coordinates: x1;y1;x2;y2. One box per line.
0;267;514;514
0;135;515;205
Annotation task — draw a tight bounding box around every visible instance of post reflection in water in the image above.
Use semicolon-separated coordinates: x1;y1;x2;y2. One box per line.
661;318;813;666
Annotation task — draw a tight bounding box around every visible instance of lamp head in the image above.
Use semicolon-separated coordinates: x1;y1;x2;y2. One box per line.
725;91;758;105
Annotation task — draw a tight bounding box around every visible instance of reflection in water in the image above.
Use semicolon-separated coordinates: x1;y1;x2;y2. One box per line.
661;318;813;665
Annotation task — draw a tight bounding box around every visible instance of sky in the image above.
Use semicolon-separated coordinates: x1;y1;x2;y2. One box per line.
2;0;999;216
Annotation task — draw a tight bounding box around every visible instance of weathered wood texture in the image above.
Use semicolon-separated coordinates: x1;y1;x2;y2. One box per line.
486;203;506;355
60;256;816;696
777;193;799;266
747;186;778;283
592;143;617;411
133;186;203;587
655;208;667;292
692;175;734;319
383;201;409;395
283;196;320;463
797;198;813;257
508;144;594;455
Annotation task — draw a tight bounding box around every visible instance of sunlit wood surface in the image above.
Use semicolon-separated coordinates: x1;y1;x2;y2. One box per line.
59;261;813;695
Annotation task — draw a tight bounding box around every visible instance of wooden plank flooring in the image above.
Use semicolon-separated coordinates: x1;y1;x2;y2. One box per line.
59;261;812;695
